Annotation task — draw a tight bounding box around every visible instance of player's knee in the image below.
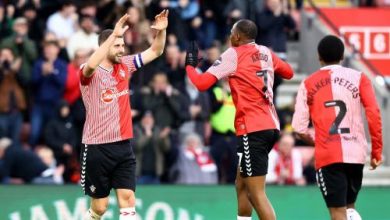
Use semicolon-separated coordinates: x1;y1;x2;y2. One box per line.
92;201;109;216
118;190;136;207
329;208;347;220
93;205;108;216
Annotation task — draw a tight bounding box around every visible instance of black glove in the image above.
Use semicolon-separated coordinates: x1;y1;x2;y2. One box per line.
185;41;199;67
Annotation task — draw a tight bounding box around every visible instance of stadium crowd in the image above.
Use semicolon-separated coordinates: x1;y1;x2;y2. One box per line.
0;0;315;185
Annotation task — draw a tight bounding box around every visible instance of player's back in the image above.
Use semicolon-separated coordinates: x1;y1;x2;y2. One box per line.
302;65;369;168
229;43;280;135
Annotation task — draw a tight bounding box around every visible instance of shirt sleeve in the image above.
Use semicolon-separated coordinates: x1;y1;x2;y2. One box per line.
206;48;237;79
271;52;294;79
79;63;93;86
292;81;310;134
121;54;143;74
359;74;383;161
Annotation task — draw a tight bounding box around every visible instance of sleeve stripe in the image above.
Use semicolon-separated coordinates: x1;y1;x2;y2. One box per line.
138;54;143;66
134;54;143;69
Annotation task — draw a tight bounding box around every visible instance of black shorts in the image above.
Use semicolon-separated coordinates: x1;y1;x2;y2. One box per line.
237;129;279;177
316;163;364;207
80;139;136;198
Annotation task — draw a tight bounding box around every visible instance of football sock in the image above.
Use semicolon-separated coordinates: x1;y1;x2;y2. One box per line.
119;207;136;220
84;209;101;220
237;216;252;220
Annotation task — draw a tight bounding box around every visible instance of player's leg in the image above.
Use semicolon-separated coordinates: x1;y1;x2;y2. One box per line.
328;207;347;220
236;168;252;219
346;164;364;220
84;197;109;219
238;130;278;220
81;144;113;219
243;176;275;220
115;189;136;219
317;164;348;220
112;140;137;220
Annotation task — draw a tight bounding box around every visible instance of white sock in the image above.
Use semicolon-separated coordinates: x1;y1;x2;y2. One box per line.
347;208;362;220
119;207;136;220
84;209;101;220
237;216;252;220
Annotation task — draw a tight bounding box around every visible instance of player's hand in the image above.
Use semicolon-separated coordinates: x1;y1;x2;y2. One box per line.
151;10;169;31
113;14;130;37
185;41;199;67
369;158;382;170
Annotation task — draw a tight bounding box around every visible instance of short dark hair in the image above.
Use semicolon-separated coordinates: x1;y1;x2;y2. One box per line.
98;29;115;46
61;0;75;8
42;40;60;48
317;35;344;63
235;19;258;40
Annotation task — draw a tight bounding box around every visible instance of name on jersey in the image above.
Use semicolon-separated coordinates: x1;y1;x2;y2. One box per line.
101;88;129;103
307;77;359;105
251;52;268;62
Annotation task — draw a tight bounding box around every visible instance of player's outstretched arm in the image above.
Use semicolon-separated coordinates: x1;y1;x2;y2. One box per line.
185;41;218;91
359;74;383;170
271;52;294;80
140;10;169;65
82;14;130;78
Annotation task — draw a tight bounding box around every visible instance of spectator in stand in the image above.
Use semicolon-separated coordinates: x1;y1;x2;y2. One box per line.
134;111;171;184
267;133;305;185
170;132;218;184
43;100;77;182
0;17;38;87
1;137;62;184
46;0;77;46
199;41;222;72
0;3;15;39
160;0;200;49
256;0;296;104
43;31;70;62
209;79;237;183
124;5;153;54
20;3;46;45
64;48;88;148
141;72;186;130
0;47;26;147
66;14;98;60
79;1;98;18
64;48;89;107
256;0;296;61
35;146;64;184
225;0;264;22
30;40;67;147
161;43;186;89
179;76;211;142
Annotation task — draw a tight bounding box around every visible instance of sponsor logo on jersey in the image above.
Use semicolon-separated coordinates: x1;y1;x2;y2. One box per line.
101;88;129;103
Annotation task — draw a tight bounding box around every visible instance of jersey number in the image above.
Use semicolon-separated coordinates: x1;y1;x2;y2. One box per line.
324;100;350;134
237;152;243;172
256;70;268;99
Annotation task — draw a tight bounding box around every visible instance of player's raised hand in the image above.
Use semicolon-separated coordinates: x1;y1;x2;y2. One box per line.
370;158;382;170
185;41;199;67
151;9;169;31
113;14;130;37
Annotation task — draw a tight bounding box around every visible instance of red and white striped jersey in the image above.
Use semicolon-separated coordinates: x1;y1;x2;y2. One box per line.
292;65;383;169
206;42;293;136
79;54;143;144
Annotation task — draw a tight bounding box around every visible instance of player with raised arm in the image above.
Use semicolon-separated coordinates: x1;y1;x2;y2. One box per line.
79;10;168;220
292;35;383;220
185;19;294;220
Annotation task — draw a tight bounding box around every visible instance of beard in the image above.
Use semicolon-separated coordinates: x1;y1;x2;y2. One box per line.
108;53;123;64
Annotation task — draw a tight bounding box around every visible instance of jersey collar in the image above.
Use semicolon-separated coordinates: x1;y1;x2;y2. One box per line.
320;64;342;70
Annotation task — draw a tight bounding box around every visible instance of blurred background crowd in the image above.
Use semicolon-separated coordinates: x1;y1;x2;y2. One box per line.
3;0;383;186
